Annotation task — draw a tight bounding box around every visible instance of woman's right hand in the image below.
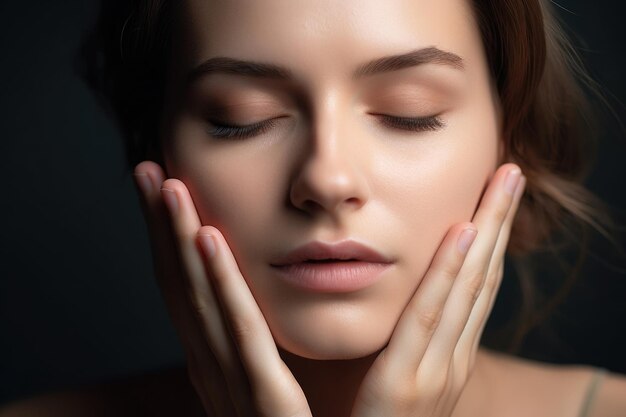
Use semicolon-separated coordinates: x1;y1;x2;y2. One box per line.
132;160;313;417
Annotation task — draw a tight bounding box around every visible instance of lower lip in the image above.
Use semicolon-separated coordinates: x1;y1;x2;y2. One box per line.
271;261;392;293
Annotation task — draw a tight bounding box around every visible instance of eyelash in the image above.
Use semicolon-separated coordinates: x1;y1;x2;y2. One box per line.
206;114;446;139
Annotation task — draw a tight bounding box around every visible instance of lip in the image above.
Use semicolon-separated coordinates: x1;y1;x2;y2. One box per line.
270;240;394;266
270;240;394;293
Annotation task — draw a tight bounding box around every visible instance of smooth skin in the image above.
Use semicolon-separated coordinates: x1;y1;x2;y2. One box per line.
160;0;509;373
133;160;525;417
3;0;626;415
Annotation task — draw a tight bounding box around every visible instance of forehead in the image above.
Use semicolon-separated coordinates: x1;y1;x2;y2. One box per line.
175;0;483;84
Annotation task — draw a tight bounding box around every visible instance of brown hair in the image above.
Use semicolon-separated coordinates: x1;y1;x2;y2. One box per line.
75;0;621;353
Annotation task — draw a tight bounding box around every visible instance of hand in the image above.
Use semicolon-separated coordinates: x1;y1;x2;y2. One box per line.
132;161;312;417
349;163;526;417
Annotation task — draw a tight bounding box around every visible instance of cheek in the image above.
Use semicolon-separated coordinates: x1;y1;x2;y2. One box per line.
164;121;288;279
381;113;499;290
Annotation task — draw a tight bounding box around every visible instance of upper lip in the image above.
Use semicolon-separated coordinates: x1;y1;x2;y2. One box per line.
270;240;394;266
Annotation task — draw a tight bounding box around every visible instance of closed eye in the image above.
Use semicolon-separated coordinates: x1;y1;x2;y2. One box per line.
375;114;446;132
206;114;446;140
206;118;279;139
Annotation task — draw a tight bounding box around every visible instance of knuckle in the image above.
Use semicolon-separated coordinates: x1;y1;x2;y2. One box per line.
493;201;511;223
379;380;419;412
393;389;419;411
418;374;447;399
228;314;256;343
434;375;452;398
416;308;443;334
189;293;211;319
461;275;484;304
481;272;499;293
439;257;463;280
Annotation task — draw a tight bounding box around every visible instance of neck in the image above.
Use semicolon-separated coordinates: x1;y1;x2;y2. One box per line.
277;347;493;417
278;347;380;417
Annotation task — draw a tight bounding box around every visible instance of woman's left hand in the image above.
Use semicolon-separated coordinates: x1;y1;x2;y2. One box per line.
350;163;526;417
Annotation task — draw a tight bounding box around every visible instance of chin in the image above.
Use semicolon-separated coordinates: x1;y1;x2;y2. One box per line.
276;335;385;360
266;307;395;360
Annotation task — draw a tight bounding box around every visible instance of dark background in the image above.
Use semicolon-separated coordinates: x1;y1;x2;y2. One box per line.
1;0;625;406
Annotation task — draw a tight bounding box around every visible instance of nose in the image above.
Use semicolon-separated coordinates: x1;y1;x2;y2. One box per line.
289;110;369;218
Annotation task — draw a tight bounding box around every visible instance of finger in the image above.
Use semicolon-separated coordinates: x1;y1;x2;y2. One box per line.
381;221;478;380
134;164;210;357
159;180;252;413
132;161;165;219
417;164;522;379
458;175;526;370
133;162;189;331
461;164;522;283
197;227;309;417
135;164;248;416
132;161;168;277
480;174;527;288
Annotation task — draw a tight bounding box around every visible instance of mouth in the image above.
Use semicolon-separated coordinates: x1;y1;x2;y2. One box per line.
271;259;392;293
270;240;393;267
270;239;394;292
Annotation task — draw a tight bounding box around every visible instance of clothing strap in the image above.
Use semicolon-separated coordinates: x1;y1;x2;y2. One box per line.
578;368;608;417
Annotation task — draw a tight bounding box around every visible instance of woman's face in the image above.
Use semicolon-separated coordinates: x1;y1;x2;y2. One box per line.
161;0;501;360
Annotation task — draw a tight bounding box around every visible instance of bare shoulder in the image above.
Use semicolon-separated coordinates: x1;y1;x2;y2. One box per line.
0;367;205;417
475;348;626;417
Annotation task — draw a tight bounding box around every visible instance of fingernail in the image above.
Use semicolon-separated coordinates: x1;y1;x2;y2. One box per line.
133;172;152;195
161;187;178;214
199;234;216;258
458;228;477;255
504;168;521;195
517;175;527;195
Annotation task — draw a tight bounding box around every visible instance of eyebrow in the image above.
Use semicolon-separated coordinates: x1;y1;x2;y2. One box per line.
186;46;464;86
